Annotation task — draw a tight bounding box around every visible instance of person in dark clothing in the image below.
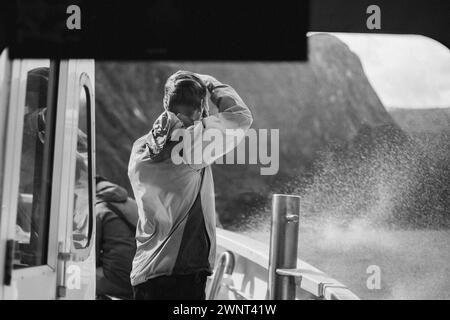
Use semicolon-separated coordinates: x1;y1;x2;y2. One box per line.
95;176;138;300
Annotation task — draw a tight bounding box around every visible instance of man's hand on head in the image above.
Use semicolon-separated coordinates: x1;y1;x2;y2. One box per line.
196;73;218;92
172;70;217;92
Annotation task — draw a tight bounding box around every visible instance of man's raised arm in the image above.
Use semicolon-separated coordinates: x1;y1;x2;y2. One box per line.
172;74;253;169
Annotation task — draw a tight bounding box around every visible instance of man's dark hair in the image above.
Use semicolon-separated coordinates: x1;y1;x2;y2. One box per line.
163;71;207;116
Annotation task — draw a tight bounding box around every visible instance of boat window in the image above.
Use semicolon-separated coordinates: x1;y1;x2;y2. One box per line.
72;80;93;250
15;62;54;268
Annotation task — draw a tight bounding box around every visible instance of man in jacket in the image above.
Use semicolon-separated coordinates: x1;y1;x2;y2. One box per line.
128;71;253;299
95;176;138;300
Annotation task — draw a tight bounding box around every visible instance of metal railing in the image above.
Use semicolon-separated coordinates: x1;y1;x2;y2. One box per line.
268;194;359;300
268;194;301;300
276;268;359;300
208;251;235;300
211;193;359;300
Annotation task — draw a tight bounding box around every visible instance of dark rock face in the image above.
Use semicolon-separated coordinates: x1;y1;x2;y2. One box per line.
95;34;396;226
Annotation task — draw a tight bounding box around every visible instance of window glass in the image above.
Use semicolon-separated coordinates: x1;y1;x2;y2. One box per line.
72;84;92;249
15;62;54;268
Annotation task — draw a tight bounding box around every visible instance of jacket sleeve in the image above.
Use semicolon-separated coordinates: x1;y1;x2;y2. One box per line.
171;75;253;169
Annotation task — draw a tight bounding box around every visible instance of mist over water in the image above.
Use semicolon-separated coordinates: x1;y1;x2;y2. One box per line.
243;220;450;299
232;126;450;299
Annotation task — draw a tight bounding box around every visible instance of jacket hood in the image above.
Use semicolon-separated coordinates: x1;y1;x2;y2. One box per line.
96;180;128;203
96;180;139;227
142;110;184;162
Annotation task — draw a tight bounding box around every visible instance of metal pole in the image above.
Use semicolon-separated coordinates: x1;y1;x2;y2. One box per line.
268;194;300;300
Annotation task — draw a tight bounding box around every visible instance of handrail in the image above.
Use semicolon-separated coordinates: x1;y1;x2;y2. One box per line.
208;251;235;300
277;268;360;300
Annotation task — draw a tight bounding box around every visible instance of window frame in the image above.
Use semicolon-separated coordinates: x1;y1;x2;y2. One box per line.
69;72;95;261
0;59;61;299
12;61;59;269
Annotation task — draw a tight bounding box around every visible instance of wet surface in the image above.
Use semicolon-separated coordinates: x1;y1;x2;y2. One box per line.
242;218;450;300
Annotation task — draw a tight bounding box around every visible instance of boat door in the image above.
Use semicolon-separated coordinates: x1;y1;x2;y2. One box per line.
56;59;96;300
0;52;95;299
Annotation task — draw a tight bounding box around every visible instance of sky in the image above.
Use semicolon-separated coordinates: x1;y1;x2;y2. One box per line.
328;33;450;109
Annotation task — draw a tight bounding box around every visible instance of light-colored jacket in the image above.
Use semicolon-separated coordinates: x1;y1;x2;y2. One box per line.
128;75;253;286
